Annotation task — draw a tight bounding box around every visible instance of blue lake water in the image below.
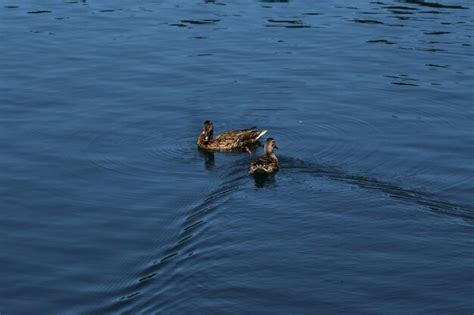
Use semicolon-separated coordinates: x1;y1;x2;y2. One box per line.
1;0;473;313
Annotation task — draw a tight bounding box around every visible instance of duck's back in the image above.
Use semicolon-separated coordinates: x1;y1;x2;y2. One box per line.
218;128;261;141
248;155;279;175
214;128;266;150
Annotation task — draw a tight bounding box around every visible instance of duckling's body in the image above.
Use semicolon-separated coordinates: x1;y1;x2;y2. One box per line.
197;120;267;152
249;138;279;175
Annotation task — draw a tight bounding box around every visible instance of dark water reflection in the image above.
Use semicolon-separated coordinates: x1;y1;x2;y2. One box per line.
253;172;276;187
199;149;215;169
0;0;473;314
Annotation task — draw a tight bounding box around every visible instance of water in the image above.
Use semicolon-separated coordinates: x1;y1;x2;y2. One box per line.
1;0;473;313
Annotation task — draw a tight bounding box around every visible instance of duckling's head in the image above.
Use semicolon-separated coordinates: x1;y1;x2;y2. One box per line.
264;137;278;156
201;120;214;144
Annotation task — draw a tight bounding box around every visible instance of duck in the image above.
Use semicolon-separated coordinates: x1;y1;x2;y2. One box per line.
248;138;279;175
197;120;267;152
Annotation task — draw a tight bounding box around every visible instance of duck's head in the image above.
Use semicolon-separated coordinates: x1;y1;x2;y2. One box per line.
200;120;214;144
264;137;278;156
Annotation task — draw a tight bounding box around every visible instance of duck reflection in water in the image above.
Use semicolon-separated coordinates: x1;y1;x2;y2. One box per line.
253;172;276;187
199;149;215;169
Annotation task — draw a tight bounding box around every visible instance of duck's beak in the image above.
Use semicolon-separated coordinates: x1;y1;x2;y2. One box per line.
274;145;279;149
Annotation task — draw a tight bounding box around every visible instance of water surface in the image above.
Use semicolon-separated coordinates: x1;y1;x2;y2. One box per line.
1;0;473;314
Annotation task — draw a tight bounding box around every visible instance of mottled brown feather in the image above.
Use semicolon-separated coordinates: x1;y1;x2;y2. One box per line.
248;138;280;175
197;123;267;151
248;155;279;175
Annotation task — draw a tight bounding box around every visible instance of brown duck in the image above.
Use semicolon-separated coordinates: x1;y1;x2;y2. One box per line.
248;138;279;175
197;120;267;152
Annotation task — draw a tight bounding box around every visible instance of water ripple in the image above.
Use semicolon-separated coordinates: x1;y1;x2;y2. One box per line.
82;145;473;313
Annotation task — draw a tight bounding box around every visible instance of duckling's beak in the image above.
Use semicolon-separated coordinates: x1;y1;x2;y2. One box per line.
274;145;279;149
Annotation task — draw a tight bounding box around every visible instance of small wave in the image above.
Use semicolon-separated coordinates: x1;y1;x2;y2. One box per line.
283;157;473;221
180;19;220;25
367;39;396;45
400;0;468;10
353;19;384;24
27;10;52;14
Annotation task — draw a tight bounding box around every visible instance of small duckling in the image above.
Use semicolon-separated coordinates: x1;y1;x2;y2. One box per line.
248;138;279;175
197;120;267;152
